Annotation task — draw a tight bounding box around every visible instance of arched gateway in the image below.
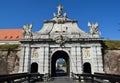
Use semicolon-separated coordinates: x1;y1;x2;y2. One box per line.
19;5;104;77
51;50;70;76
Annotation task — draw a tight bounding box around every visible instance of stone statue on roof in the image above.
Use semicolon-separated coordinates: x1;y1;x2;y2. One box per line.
57;5;63;16
53;5;67;23
22;24;33;39
88;22;100;38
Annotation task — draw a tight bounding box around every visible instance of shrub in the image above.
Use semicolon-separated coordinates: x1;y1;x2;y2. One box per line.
0;44;20;50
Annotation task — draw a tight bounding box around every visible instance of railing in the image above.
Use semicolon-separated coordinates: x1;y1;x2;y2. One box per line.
74;73;120;83
0;73;44;83
1;72;120;83
94;73;120;83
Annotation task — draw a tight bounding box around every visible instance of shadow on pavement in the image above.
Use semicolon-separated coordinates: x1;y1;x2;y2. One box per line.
55;69;67;77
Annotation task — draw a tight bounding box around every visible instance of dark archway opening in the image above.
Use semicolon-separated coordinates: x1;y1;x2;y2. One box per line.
56;58;67;76
31;62;38;73
51;51;69;77
83;62;91;73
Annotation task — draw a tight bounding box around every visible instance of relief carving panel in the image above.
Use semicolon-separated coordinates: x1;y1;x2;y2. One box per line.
82;48;90;58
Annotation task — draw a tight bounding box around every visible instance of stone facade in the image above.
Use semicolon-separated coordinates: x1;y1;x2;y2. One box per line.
19;5;104;76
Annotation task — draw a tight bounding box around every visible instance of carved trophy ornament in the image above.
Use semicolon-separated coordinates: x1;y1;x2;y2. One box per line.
82;48;90;58
22;24;33;38
88;22;100;37
53;5;67;23
54;35;68;46
32;48;39;58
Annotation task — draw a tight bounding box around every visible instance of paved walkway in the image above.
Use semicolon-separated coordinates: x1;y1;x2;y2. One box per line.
35;76;81;83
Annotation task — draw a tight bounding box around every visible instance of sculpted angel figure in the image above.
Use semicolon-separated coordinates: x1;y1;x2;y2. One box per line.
22;24;33;38
88;22;99;36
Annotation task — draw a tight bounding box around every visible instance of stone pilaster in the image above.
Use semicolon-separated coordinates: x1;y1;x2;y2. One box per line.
38;46;44;74
91;45;97;74
44;46;49;74
19;44;31;73
76;46;82;74
70;46;78;74
24;44;31;72
70;46;82;74
91;44;104;74
96;46;104;73
38;45;49;74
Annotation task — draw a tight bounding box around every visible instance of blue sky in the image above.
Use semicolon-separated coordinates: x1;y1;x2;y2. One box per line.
0;0;120;40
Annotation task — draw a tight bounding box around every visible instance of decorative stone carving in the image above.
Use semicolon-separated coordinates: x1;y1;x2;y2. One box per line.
82;48;90;58
32;48;39;58
57;5;63;16
88;22;100;38
22;24;33;39
53;13;57;17
63;12;67;18
52;5;67;23
19;5;104;75
54;35;68;46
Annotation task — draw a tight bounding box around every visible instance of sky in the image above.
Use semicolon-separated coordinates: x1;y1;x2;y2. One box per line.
0;0;120;40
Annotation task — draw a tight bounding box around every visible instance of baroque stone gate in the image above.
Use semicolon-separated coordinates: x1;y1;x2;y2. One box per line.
19;5;104;77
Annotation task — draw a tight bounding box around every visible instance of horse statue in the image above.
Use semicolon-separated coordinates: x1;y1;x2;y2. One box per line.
22;24;33;38
88;22;100;37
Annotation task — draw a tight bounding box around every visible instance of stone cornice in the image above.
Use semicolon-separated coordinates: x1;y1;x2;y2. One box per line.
20;38;103;43
44;20;77;23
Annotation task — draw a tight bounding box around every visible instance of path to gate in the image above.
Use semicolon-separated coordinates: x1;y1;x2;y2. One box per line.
35;76;82;83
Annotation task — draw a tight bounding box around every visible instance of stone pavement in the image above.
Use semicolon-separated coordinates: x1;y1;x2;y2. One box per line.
35;76;81;83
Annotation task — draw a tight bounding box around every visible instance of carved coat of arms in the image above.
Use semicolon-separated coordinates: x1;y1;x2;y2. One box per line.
54;35;68;46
